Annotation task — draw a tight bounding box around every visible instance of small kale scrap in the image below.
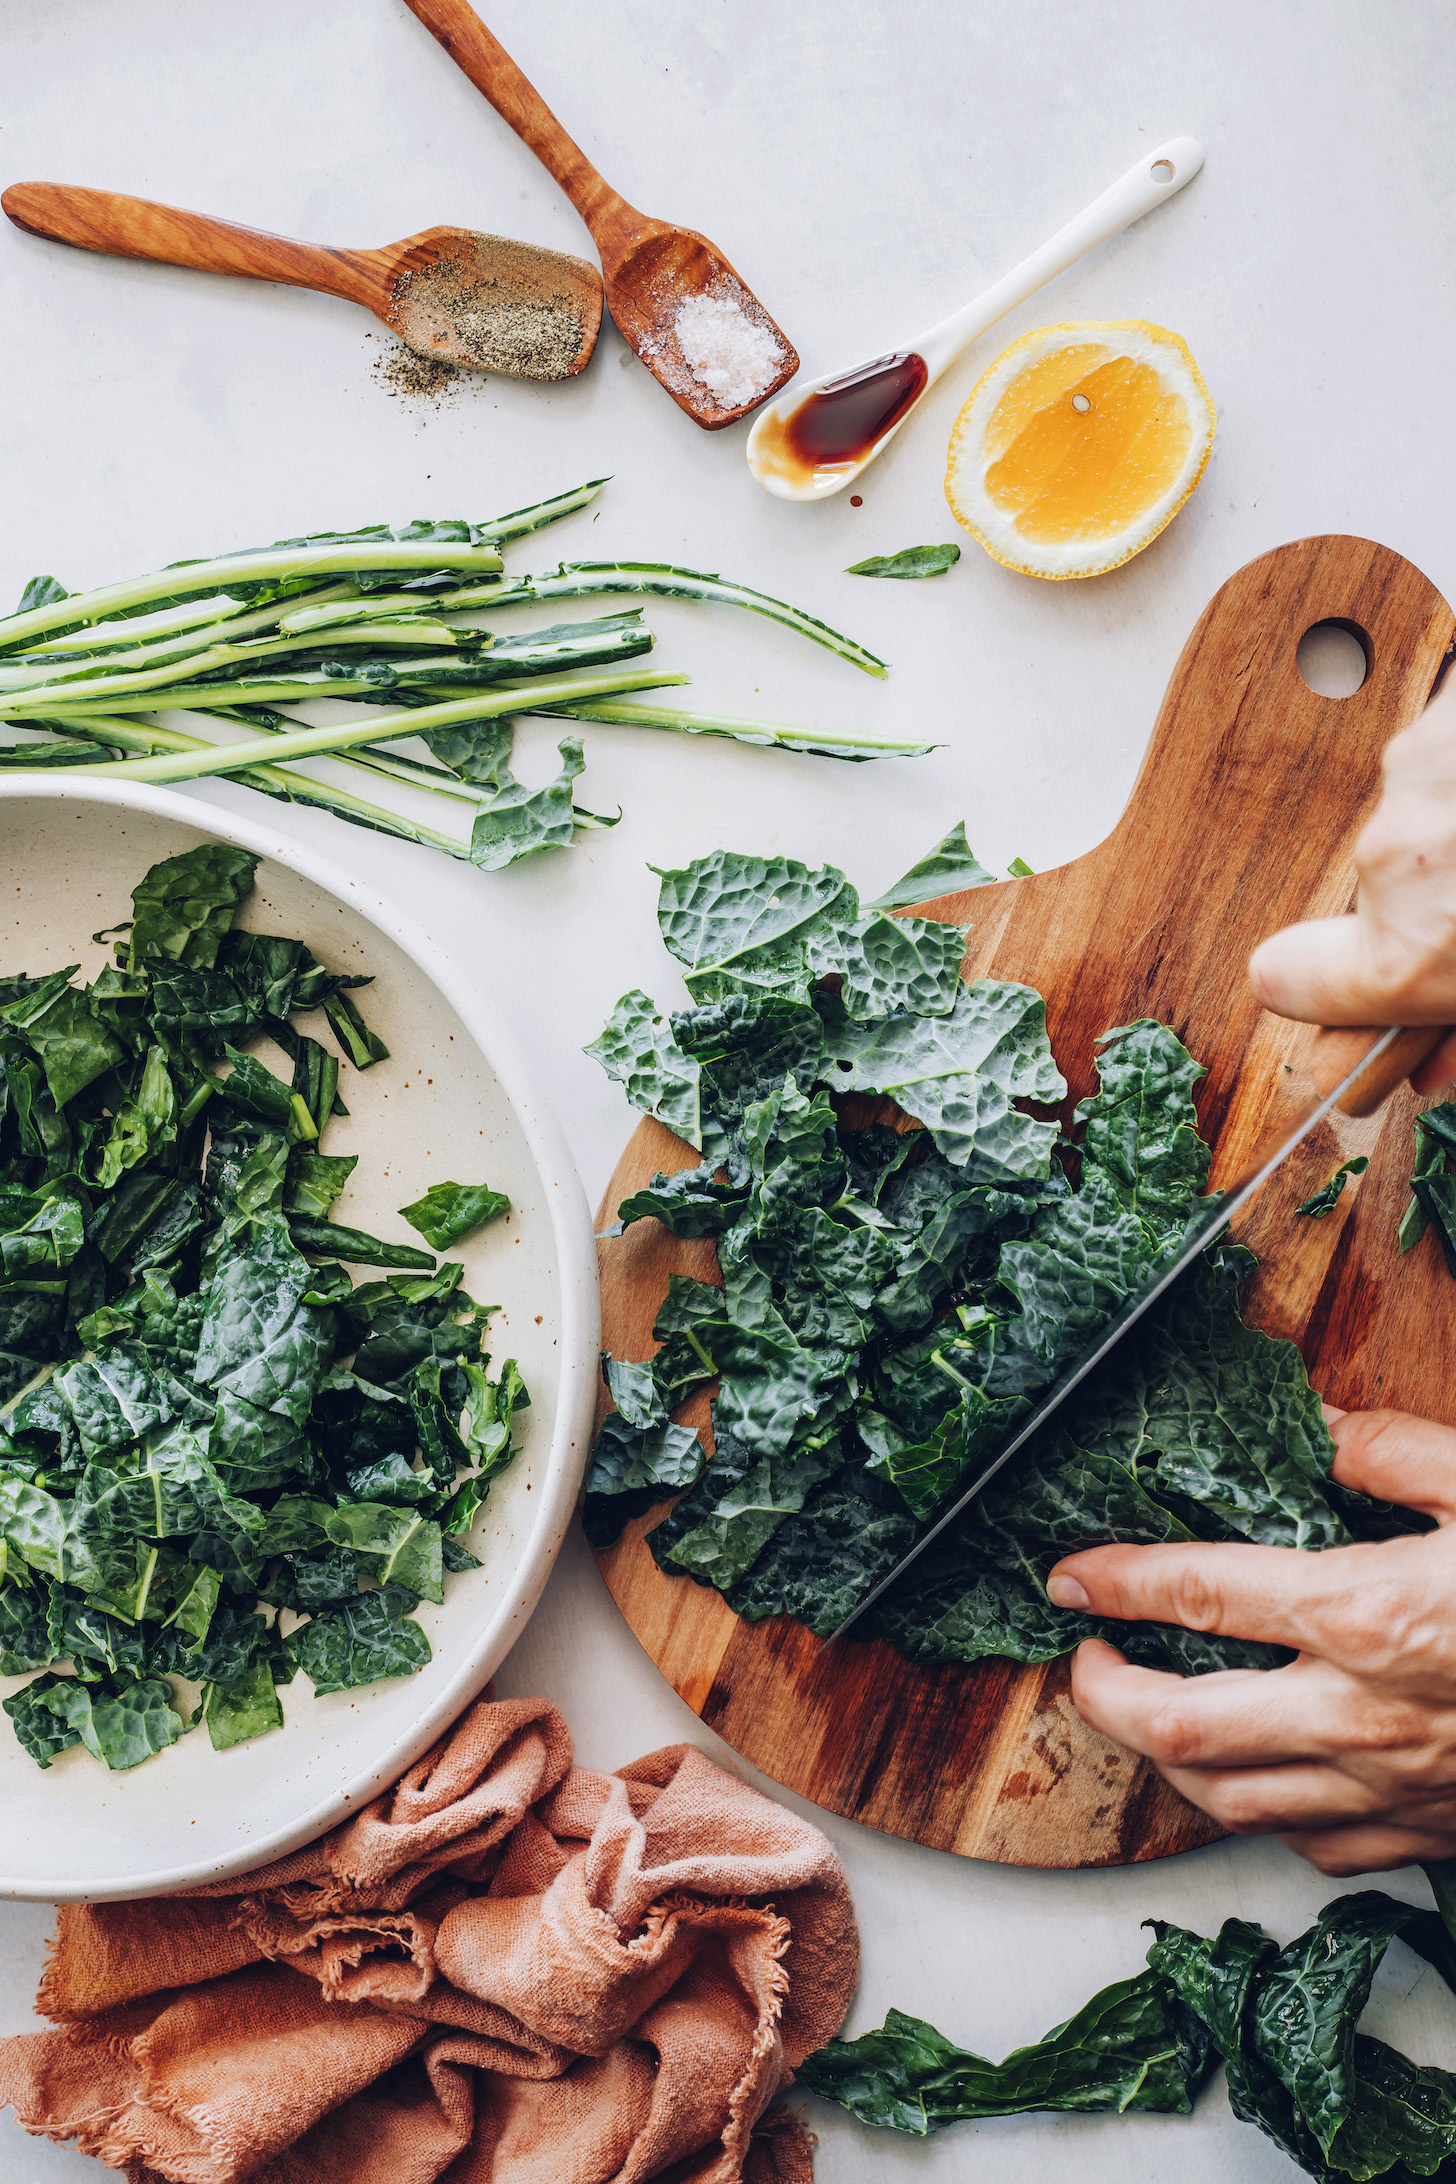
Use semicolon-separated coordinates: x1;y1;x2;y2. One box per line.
1298;1155;1368;1220
0;846;528;1771
584;839;1375;1676
800;1888;1456;2181
845;544;962;579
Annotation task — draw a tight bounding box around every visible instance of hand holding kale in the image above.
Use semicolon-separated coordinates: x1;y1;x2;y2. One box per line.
1049;1404;1456;1874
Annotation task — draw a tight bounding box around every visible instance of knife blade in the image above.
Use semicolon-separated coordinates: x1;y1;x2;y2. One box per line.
822;1022;1411;1647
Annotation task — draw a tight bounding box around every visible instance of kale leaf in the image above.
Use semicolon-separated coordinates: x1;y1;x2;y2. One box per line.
804;1888;1456;2178
844;543;962;580
398;1179;510;1250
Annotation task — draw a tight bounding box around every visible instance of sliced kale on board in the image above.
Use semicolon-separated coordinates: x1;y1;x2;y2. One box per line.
800;1887;1456;2181
583;842;1380;1676
0;847;528;1772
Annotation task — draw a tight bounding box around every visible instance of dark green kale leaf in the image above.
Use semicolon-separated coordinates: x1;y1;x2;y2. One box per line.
672;995;826;1145
833;979;1064;1179
845;543;962;579
194;1213;333;1424
148;964;267;1055
601;1355;666;1430
1148;1895;1456;2181
1075;1019;1211;1246
397;1179;509;1250
287;1215;435;1270
216;930;304;1020
653;849;859;1005
4;1673;83;1766
343;1264;487;1390
726;1467;915;1630
585;991;708;1150
858;1391;991;1521
286;1151;357;1219
1073;1248;1347;1551
35;1676;184;1770
1297;1156;1369;1220
799;1977;1210;2131
288;1584;432;1696
0;1582;54;1672
468;734;601;873
3;982;128;1111
613;1163;748;1238
126;845;259;970
648;1424;846;1590
55;1346;176;1455
215;1045;295;1128
582;1413;704;1548
865;824;998;911
317;1503;444;1604
809;911;966;1022
196;1661;284;1749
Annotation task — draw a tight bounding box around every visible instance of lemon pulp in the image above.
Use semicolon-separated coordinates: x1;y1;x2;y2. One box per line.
982;346;1194;545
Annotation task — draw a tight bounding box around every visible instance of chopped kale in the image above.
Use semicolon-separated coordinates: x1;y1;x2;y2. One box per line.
584;846;1365;1675
0;848;530;1771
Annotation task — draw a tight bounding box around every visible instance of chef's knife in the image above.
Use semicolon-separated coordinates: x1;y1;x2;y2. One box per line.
823;1021;1444;1646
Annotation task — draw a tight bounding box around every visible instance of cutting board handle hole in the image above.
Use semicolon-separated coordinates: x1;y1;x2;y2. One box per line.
1296;619;1370;699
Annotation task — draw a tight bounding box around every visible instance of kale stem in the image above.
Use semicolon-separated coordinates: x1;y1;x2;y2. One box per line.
48;667;683;783
0;544;507;653
529;696;934;760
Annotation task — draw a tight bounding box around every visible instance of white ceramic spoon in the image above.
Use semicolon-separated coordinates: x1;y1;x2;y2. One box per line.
746;134;1205;501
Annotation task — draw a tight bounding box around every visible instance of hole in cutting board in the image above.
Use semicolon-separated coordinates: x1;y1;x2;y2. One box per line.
1296;619;1370;698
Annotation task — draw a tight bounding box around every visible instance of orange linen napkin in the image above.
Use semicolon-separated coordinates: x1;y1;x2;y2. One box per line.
0;1694;858;2184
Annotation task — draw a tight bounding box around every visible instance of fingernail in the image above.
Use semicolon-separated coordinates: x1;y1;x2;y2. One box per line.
1047;1574;1091;1610
1321;1402;1347;1424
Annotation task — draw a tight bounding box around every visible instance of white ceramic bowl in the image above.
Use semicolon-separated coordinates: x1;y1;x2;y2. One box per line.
0;782;599;1901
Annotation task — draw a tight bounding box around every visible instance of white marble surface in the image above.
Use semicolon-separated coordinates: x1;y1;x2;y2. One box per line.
3;1;1456;2175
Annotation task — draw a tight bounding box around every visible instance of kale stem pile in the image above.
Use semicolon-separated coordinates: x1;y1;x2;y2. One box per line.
584;836;1415;1669
0;846;525;1771
0;482;929;870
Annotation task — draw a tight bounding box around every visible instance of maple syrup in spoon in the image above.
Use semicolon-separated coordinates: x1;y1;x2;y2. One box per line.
750;351;928;497
745;138;1206;501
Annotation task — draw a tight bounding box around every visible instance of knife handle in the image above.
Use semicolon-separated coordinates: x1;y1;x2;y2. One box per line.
1309;1025;1447;1116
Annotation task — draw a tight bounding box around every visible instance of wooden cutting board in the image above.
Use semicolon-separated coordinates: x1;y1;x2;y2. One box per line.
591;535;1456;1869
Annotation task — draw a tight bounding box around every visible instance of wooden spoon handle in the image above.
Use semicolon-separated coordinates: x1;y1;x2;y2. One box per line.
1;182;390;312
1310;1024;1447;1116
400;0;636;253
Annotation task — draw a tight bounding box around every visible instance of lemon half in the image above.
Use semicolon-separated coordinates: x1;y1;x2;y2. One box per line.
945;319;1215;580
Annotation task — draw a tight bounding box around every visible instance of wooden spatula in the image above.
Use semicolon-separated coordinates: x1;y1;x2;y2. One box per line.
401;0;799;429
1;182;603;379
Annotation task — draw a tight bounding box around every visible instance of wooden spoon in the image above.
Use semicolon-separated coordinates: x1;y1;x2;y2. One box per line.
1;182;603;379
401;0;798;430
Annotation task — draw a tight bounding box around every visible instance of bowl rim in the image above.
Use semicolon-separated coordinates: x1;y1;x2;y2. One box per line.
0;779;600;1901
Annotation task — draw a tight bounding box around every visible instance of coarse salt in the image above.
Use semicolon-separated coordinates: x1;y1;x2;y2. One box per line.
674;293;782;409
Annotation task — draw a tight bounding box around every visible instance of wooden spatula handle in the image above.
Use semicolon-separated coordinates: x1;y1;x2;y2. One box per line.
400;0;633;247
1;182;388;311
1309;1024;1447;1116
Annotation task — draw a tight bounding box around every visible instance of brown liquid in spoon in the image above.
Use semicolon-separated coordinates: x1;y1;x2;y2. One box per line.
755;350;929;485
